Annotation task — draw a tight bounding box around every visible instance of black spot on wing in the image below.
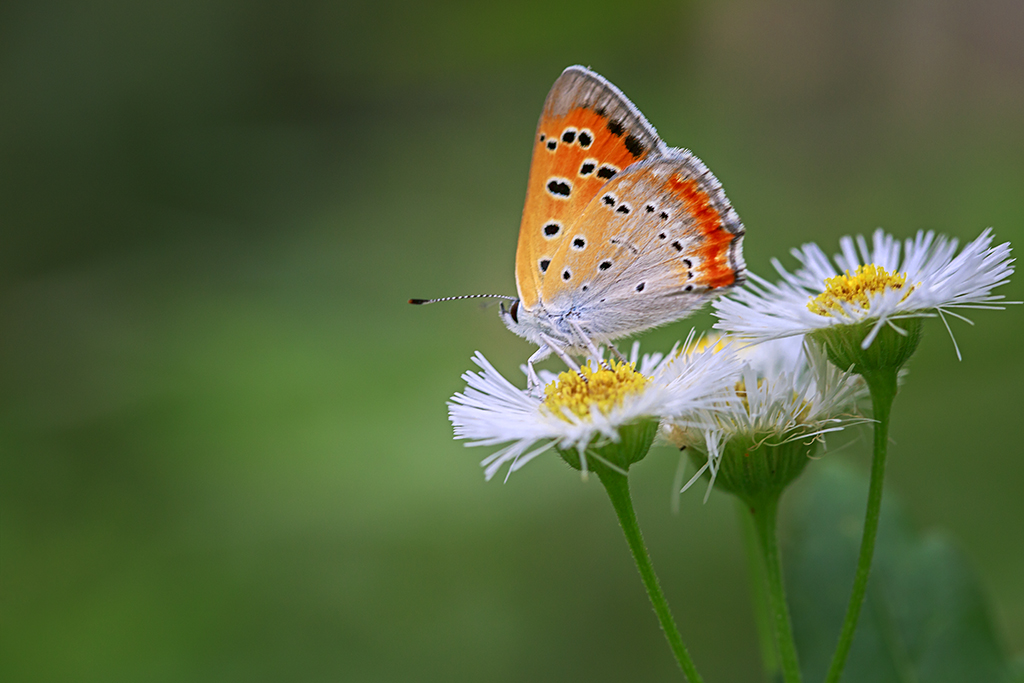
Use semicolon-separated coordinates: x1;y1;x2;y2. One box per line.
572;237;586;249
607;120;625;137
547;179;571;197
635;282;645;292
546;140;557;150
578;130;592;148
539;259;550;272
562;129;576;143
562;269;572;281
616;204;630;215
599;260;612;271
671;241;683;252
597;166;617;180
602;194;615;206
580;161;595;176
543;222;561;237
624;134;645;158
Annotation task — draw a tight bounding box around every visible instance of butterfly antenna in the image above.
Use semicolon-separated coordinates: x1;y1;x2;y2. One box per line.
409;294;517;305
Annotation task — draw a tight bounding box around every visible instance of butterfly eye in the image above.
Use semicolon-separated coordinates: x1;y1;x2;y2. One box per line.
509;299;520;324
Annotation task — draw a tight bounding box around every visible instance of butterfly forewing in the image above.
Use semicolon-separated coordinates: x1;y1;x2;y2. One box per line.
539;153;745;336
514;66;668;309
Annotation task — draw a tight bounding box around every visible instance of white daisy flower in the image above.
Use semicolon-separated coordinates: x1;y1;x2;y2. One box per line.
664;335;867;503
714;228;1015;360
449;337;742;481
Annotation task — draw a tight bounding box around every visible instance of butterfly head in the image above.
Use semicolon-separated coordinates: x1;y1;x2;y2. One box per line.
498;298;524;334
499;298;572;352
498;297;550;345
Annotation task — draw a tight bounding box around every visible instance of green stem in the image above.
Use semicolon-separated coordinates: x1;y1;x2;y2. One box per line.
597;469;704;683
750;495;803;683
737;498;782;683
824;368;898;683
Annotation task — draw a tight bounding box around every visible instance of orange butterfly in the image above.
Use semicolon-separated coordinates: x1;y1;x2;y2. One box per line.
414;66;745;390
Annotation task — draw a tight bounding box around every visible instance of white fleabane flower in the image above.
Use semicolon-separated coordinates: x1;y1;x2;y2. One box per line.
694;336;864;443
449;339;742;481
665;336;867;504
714;229;1015;364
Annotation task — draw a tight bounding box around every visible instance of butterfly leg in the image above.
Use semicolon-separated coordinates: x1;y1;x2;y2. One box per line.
607;343;630;364
536;333;585;377
568;320;610;370
525;345;553;394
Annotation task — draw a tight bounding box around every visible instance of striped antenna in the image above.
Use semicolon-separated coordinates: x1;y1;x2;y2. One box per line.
408;294;517;305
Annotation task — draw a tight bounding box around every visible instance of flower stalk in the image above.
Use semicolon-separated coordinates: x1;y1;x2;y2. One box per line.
824;367;898;683
748;494;803;683
737;499;781;682
598;467;705;683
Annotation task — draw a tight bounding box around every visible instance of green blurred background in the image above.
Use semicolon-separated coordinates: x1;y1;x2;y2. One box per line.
2;1;1022;681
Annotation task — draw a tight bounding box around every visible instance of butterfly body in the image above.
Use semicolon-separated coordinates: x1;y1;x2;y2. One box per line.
499;66;745;377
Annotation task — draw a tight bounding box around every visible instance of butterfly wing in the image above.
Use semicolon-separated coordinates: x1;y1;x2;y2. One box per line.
539;151;745;341
514;66;668;310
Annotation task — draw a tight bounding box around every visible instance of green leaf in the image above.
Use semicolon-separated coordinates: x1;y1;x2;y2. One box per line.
785;461;1014;683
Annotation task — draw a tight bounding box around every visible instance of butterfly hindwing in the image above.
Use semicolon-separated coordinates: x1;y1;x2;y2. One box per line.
539;152;745;338
514;66;668;309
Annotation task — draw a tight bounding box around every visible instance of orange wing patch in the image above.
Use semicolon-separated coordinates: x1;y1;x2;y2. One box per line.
515;107;655;307
513;67;666;309
666;174;736;289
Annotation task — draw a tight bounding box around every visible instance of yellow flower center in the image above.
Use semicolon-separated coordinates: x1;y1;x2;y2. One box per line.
542;359;650;421
807;264;915;316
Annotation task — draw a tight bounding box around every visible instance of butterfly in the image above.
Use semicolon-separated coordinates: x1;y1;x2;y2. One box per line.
413;66;745;390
